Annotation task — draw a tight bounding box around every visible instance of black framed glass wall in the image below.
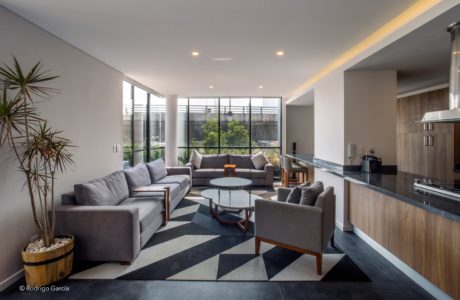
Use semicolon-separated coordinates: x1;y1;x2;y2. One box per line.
123;81;165;167
177;97;282;171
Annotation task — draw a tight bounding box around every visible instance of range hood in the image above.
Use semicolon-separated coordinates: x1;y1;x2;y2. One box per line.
421;21;460;123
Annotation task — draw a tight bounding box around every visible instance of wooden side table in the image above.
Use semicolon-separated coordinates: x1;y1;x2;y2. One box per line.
224;164;236;176
133;185;170;225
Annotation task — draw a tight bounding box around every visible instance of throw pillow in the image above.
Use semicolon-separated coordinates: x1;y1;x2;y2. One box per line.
124;163;151;196
300;181;324;206
251;151;269;169
190;149;202;169
286;182;310;204
146;158;168;182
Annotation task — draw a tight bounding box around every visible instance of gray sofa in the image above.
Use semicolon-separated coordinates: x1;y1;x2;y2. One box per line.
55;159;191;263
185;154;274;186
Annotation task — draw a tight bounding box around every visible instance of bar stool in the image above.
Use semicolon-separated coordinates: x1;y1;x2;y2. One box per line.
282;156;308;187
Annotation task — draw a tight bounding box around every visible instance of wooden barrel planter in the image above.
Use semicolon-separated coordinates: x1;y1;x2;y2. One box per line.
21;235;74;286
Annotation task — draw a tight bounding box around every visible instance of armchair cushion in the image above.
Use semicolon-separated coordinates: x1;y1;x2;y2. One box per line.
190;149;202;169
300;181;324;206
251;152;269;169
286;182;309;204
74;171;129;206
146;158;168;182
124;163;152;196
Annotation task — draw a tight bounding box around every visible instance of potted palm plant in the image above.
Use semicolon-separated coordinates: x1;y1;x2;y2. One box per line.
0;57;75;286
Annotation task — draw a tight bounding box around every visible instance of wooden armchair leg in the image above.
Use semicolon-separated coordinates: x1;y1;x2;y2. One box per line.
255;237;261;256
316;253;322;275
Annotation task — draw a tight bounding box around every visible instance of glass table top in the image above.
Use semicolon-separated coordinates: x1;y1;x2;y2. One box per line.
201;188;262;209
209;177;252;188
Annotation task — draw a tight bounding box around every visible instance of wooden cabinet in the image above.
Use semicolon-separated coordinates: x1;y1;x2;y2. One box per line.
397;88;457;180
349;183;460;299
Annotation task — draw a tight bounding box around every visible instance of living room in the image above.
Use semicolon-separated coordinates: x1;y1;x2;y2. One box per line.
1;1;460;299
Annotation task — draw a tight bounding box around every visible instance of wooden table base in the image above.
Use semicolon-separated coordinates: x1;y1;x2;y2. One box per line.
209;199;252;232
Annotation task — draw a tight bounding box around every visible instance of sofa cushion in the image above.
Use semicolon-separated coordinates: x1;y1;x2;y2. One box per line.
251;152;269;170
300;181;324;206
229;155;255;169
286;182;309;204
200;154;229;168
146;158;168;182
156;175;190;190
74;171;129;206
190;149;203;169
124;163;152;196
192;168;218;178
120;197;163;233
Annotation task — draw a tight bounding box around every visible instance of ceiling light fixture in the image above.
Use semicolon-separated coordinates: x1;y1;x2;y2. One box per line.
276;50;285;57
211;57;234;61
259;85;264;89
209;85;214;89
192;51;200;57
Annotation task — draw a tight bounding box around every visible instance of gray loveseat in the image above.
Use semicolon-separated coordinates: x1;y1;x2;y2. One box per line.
55;159;191;263
185;154;274;186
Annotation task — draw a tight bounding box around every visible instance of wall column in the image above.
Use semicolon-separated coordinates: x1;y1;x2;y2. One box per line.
165;94;178;166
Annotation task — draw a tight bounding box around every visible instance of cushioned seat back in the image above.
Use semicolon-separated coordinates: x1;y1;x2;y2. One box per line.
200;154;229;168
146;158;168;182
74;171;129;206
229;155;255;169
124;163;152;196
315;187;335;250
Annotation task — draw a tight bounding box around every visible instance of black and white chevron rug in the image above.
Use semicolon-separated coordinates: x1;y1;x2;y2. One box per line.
70;187;370;282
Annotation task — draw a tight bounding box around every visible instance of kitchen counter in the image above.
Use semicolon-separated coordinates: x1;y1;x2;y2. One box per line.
286;153;460;223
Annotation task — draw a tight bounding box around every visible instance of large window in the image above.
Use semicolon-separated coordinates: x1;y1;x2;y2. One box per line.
123;81;165;167
177;97;282;172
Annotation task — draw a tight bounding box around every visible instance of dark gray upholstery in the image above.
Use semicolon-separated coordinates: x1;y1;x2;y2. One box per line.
300;181;324;206
124;163;152;196
200;154;229;168
120;197;164;233
74;171;129;206
56;164;192;263
276;187;292;203
255;184;335;254
146;158;168;182
285;182;309;204
192;169;217;178
229;155;255;169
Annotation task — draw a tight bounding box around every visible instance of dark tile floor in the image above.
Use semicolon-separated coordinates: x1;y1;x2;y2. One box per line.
1;230;434;300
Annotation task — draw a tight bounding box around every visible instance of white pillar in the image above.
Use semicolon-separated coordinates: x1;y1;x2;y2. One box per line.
165;94;178;166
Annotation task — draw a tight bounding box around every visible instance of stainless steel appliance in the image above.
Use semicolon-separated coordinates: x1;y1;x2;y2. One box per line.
414;179;460;201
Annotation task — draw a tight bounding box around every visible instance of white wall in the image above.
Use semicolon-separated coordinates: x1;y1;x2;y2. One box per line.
344;70;397;165
286;105;314;154
314;71;345;164
0;7;124;288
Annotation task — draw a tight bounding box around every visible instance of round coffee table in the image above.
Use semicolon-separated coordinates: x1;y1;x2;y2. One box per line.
201;188;262;232
209;177;252;189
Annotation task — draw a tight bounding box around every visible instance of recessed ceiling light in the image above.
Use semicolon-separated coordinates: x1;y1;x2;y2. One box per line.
259;85;264;89
192;51;200;57
276;50;285;56
209;85;214;89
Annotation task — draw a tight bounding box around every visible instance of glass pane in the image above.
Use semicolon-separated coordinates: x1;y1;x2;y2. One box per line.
189;98;219;148
123;81;133;165
150;147;165;161
177;98;188;147
220;98;250;147
150;94;166;156
133;150;146;166
190;147;219;155
133;86;148;164
220;148;250;155
251;98;281;148
177;148;189;166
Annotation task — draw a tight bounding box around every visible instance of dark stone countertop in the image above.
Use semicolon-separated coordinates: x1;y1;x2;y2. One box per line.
286;153;460;223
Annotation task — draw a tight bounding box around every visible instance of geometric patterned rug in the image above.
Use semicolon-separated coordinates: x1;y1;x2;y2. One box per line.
69;187;370;282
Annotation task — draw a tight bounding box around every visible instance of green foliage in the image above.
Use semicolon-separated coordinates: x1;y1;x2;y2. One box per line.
221;120;249;147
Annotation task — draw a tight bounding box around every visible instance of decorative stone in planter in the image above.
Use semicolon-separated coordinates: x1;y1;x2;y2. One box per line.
21;235;74;286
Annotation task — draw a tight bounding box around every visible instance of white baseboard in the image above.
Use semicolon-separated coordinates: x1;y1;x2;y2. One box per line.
353;227;453;300
0;269;23;292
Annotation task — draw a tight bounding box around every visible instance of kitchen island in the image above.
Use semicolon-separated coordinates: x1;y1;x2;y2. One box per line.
287;153;460;299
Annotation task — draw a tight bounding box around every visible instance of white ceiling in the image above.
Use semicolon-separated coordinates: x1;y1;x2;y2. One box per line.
0;0;416;98
350;3;460;95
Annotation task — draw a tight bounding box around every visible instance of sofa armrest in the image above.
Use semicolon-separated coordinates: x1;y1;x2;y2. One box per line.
55;205;140;262
277;187;292;202
167;166;192;176
264;163;274;186
255;199;323;253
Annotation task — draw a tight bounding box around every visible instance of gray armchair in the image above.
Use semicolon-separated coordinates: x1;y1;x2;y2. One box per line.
254;186;335;275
